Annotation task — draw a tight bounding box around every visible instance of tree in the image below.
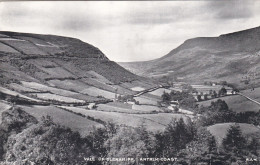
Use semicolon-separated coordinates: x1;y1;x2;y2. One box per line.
161;91;171;103
181;84;197;93
197;95;202;101
105;126;155;165
177;127;219;165
204;94;208;100
156;118;193;158
222;124;246;155
218;87;227;96
209;99;229;112
196;100;234;126
185;118;197;142
212;90;218;98
219;81;227;86
247;137;259;156
87;122;118;158
179;95;197;110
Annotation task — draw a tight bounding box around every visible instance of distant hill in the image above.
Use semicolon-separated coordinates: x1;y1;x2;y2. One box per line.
119;26;260;88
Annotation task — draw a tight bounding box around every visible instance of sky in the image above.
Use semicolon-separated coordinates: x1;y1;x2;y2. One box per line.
0;1;260;62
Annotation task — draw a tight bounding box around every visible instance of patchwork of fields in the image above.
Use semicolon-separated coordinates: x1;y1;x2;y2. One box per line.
20;81;104;102
0;86;42;102
0;40;47;55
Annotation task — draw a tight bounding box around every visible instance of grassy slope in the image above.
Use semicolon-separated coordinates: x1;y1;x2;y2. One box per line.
59;105;189;132
97;104;145;113
20;105;103;137
241;87;260;102
207;123;260;146
198;88;260;112
58;106;166;132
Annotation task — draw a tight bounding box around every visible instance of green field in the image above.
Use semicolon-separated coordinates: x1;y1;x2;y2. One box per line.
207;123;260;146
132;104;163;112
135;96;160;105
59;106;176;132
134;113;189;127
0;42;19;53
97;103;161;114
81;87;116;99
19;105;103;137
8;83;40;93
58;106;189;132
106;102;133;109
39;66;76;79
47;79;91;92
131;87;145;91
241;87;260;102
121;80;155;89
1;40;47;55
0;86;41;102
148;88;171;97
35;93;85;103
97;104;145;114
21;81;77;94
21;81;101;102
198;94;260;112
87;70;112;84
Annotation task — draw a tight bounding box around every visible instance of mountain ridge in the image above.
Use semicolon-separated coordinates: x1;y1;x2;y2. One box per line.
0;31;108;59
119;26;260;88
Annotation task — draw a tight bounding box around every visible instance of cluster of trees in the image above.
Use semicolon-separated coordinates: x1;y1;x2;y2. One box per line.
117;95;139;104
161;91;197;110
196;99;260;127
0;106;259;165
196;87;229;102
179;124;259;165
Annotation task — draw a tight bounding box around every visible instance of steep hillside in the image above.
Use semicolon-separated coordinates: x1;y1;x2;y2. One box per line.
120;26;260;87
0;31;155;104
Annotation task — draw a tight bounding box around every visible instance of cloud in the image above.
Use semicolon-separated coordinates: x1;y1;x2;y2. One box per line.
0;1;260;62
125;2;208;25
206;0;255;20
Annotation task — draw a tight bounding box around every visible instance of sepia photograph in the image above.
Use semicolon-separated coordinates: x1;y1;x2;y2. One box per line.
0;0;260;164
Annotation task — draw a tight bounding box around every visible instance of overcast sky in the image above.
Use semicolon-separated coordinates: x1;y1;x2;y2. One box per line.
1;1;260;62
